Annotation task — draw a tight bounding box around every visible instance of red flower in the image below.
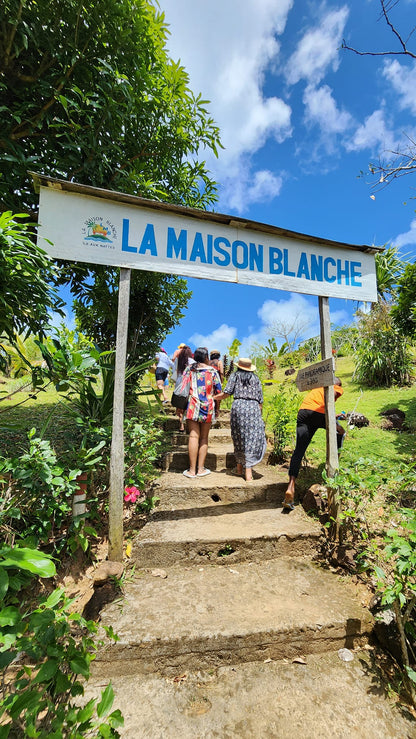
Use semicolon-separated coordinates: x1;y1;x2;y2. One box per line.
124;486;143;503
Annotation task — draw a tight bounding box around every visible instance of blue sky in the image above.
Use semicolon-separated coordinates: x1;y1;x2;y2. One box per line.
154;0;416;359
53;1;416;359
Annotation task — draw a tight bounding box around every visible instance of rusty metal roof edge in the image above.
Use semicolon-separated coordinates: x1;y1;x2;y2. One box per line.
30;172;383;254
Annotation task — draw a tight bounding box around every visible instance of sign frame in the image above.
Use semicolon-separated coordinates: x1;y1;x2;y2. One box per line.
33;175;380;557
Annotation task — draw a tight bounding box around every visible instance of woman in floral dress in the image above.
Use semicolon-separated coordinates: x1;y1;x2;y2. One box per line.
216;357;266;482
180;347;222;478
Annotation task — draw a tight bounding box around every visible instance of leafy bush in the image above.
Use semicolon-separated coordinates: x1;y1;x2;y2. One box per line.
124;415;165;489
0;543;123;737
0;429;80;549
354;304;412;387
265;383;299;463
369;508;416;705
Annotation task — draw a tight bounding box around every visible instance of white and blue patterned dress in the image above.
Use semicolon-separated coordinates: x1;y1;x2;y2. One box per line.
224;370;267;468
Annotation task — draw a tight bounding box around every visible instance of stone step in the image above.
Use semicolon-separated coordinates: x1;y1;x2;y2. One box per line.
150;465;289;508
162;441;238;471
170;427;233;445
94;557;373;677
130;501;321;567
164;411;231;431
86;650;414;739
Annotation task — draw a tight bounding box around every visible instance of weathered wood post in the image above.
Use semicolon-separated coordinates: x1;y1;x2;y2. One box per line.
108;267;131;561
319;295;339;529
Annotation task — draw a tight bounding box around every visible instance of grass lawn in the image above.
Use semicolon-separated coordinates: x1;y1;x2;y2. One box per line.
1;359;415;490
261;356;416;497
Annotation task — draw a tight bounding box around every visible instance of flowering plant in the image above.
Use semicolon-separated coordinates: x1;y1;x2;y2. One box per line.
124;485;142;503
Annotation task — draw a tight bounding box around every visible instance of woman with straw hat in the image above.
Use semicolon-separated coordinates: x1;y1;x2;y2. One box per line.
216;357;266;482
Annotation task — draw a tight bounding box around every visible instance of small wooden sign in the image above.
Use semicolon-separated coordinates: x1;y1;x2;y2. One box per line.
295;357;335;392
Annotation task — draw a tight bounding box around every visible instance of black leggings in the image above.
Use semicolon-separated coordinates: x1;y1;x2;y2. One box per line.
288;409;344;478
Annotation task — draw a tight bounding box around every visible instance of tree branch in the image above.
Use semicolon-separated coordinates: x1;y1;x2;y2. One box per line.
342;0;416;59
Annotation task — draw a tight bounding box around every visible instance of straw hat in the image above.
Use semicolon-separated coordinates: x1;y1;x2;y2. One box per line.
177;343;186;349
237;357;256;372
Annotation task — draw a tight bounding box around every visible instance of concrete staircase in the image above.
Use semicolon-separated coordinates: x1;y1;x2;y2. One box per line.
87;410;415;738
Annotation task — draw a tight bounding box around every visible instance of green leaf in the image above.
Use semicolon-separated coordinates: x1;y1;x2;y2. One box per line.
77;698;96;723
44;588;65;609
0;606;20;626
373;565;386;581
98;725;112;738
69;654;90;678
97;683;115;718
8;689;42;718
0;567;9;599
34;658;59;683
0;547;56;577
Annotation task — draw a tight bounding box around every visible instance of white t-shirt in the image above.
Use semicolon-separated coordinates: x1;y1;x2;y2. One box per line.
156;351;174;372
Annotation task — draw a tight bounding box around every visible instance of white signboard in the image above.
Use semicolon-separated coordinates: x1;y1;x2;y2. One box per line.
296;357;336;392
37;186;377;301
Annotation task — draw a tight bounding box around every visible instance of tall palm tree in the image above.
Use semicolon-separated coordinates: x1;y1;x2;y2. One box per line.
375;245;407;303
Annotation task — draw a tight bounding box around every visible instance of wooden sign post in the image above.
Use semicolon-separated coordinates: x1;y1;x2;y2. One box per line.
319;295;339;527
108;267;131;561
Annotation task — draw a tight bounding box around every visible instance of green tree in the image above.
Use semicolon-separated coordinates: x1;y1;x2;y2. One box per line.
1;0;221;213
391;262;416;339
1;0;222;349
375;245;406;303
64;268;191;360
354;302;412;387
0;212;63;369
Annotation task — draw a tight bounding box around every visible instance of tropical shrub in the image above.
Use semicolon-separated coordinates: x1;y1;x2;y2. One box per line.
369;508;416;706
265;383;300;463
0;429;80;550
0;543;123;737
354;304;412;387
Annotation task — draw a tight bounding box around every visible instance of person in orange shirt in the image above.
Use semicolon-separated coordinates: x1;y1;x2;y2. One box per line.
283;378;345;511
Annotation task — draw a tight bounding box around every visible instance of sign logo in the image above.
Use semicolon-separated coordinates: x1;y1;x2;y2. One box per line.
82;217;117;244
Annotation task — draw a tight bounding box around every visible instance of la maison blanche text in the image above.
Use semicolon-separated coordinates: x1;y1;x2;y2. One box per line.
121;220;363;286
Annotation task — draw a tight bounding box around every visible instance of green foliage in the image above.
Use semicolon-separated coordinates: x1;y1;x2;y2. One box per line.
354;303;412;387
1;0;221;213
66;269;192;363
136;495;160;514
369;508;416;704
278;347;307;368
124;416;165;490
0;428;80;549
0;213;63;371
0;545;123;737
36;328;157;448
392;261;416;339
322;459;382;547
375;245;406;303
2;0;220;362
227;339;242;359
265;383;299;463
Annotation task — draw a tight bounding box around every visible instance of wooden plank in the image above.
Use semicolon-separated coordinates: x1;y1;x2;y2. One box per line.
108;267;131;561
319;296;339;526
295;357;335;392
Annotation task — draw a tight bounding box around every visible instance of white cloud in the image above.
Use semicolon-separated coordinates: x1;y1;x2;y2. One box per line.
285;7;349;86
225;167;284;213
303;84;353;134
189;323;237;356
163;0;294;210
197;295;350;359
393;218;416;248
345;109;398;154
383;59;416;115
